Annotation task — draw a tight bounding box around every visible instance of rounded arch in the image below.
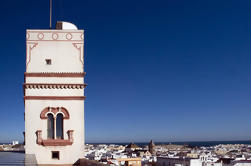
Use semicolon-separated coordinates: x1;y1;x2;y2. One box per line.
40;107;49;119
40;107;70;119
60;107;70;119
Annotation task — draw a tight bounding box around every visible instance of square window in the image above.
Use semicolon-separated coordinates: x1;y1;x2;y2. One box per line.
45;59;52;65
52;151;59;160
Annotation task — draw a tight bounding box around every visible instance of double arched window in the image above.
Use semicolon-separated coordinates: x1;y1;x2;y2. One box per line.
47;113;64;139
41;107;70;140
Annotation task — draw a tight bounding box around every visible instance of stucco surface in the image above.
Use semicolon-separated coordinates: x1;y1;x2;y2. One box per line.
24;29;85;165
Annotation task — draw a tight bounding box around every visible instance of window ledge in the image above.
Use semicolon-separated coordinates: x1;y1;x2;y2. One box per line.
36;130;74;146
42;139;73;146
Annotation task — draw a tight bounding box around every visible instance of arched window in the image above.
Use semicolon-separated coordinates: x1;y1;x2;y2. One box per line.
41;107;69;141
56;113;63;139
47;113;54;139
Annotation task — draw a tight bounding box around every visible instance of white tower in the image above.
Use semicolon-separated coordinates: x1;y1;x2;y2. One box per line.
24;22;86;165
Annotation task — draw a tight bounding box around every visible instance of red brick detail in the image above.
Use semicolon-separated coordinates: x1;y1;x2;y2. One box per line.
36;130;74;146
40;107;49;119
61;107;70;119
36;130;42;145
23;83;87;89
24;72;86;77
40;107;70;119
42;139;73;146
24;96;86;100
51;107;58;115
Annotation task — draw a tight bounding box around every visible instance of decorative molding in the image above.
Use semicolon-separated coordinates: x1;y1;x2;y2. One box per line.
40;107;49;119
66;33;73;40
52;32;58;40
25;31;84;70
36;130;42;145
24;72;86;77
36;130;74;146
37;33;44;40
26;31;83;42
23;83;87;89
26;42;38;69
80;33;84;40
27;30;83;33
40;107;70;119
24;96;86;100
42;139;73;146
72;43;84;66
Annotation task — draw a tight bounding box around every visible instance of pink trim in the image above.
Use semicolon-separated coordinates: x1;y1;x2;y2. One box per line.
52;33;58;40
24;72;86;77
24;96;86;100
40;107;70;119
37;33;44;40
61;107;70;119
36;130;42;145
66;33;73;40
36;130;74;146
23;83;87;89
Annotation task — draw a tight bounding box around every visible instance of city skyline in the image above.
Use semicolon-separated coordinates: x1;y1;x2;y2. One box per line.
0;0;250;143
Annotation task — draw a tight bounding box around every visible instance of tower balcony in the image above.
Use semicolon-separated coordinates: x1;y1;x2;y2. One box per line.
36;130;74;146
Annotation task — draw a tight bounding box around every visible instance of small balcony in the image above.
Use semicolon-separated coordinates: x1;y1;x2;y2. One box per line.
36;130;74;146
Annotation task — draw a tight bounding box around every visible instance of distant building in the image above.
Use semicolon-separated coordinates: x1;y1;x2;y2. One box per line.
126;143;141;152
12;141;19;145
149;140;156;155
134;150;152;158
24;21;86;165
117;157;142;166
186;153;198;158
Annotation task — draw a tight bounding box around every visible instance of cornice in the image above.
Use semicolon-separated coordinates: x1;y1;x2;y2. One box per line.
23;83;87;89
24;96;86;100
24;72;86;77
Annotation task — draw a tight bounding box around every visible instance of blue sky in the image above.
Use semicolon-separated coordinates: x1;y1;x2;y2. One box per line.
0;0;250;143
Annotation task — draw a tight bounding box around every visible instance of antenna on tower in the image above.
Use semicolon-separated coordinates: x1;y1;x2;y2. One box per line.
50;0;52;28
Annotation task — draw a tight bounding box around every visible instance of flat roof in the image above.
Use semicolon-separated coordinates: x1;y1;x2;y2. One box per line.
0;152;37;165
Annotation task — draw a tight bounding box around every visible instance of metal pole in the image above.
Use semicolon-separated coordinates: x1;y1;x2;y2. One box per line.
50;0;52;28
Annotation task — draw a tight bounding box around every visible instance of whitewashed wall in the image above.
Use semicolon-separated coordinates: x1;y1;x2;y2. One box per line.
25;28;85;165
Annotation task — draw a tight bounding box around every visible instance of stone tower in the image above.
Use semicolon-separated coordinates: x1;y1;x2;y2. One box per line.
24;22;86;165
148;140;156;155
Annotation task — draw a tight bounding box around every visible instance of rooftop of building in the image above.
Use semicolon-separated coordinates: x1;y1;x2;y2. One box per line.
126;143;140;149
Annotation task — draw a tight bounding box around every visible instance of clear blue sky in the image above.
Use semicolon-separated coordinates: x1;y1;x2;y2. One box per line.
0;0;250;143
